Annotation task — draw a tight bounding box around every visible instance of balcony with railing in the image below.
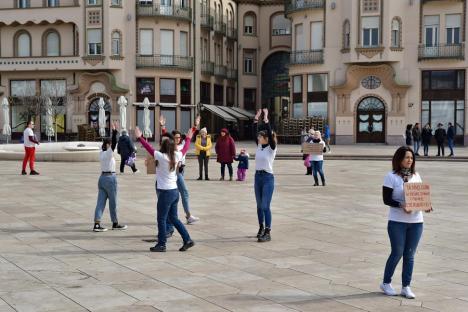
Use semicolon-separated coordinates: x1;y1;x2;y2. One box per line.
136;55;193;70
214;65;227;78
200;7;213;29
418;43;465;61
227;68;237;80
201;61;214;75
227;27;237;40
136;2;192;22
285;0;324;15
289;50;324;65
214;20;227;36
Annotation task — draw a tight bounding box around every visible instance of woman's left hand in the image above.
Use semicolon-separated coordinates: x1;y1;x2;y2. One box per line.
134;127;142;139
425;206;433;213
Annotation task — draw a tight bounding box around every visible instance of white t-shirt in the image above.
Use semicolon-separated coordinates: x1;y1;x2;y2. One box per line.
255;145;277;174
154;150;182;190
99;148;116;173
23;128;36;148
383;171;424;223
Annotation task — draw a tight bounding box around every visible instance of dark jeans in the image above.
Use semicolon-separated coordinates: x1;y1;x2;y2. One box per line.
120;155;137;173
437;141;445;156
383;221;423;287
198;154;209;179
156;188;191;247
220;162;233;178
311;160;325;184
423;143;429;156
254;171;274;229
448;138;454;155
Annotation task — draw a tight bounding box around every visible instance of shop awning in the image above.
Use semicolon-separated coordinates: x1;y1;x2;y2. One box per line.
217;106;249;121
229;107;256;119
202;104;236;122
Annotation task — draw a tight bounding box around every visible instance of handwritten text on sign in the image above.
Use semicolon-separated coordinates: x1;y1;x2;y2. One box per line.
302;143;323;155
404;183;431;211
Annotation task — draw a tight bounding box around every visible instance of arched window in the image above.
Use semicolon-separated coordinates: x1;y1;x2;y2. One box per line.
15;31;31;57
271;13;291;36
111;31;122;56
343;19;350;50
244;12;256;35
44;31;60;56
391;17;402;48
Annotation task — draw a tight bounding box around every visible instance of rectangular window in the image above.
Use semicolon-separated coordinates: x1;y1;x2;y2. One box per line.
87;0;98;5
307;102;328;119
136;78;155;102
11;80;36;97
446;14;461;44
87;29;102;55
293;75;302;93
180;79;191;105
243;49;255;74
17;0;30;8
362;16;379;47
243;88;256;111
310;22;323;50
214;84;223;105
40;80;66;97
293;103;304;118
424;15;439;47
181;109;192;133
244;15;254;35
307;74;328;92
48;0;59;7
180;31;188;57
200;82;211;104
111;34;120;56
161;109;176;132
111;0;121;5
295;24;304;50
160;30;174;65
160;78;176;103
139;29;153;55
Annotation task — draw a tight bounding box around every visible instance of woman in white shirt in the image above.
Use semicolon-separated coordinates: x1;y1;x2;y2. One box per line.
306;131;326;186
93;122;127;232
380;146;432;299
253;108;277;243
135;127;194;253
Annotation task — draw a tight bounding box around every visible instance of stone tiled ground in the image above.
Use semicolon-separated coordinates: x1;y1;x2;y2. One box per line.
0;157;467;312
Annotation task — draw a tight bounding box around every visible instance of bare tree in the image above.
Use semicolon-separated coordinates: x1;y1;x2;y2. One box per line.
9;81;41;137
40;80;68;142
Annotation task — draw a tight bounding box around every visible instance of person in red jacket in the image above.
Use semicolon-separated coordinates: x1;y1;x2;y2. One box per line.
215;128;236;181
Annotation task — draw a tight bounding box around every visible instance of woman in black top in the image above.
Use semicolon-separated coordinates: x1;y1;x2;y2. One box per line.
405;124;412;147
421;123;432;157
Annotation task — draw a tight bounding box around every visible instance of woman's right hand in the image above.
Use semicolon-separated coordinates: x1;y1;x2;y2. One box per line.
134;127;142;139
254;109;262;121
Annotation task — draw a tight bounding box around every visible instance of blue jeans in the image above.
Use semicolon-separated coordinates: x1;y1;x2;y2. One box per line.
384;221;423;287
176;172;191;216
448;138;454;155
254;171;274;229
156;188;191;246
94;175;118;223
423;143;429;156
311;160;325;183
156;187;175;235
413;140;421;154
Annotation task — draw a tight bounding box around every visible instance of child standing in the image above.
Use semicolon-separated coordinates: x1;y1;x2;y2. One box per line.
235;149;249;181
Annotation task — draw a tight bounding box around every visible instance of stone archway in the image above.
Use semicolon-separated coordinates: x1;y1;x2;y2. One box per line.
356;96;386;143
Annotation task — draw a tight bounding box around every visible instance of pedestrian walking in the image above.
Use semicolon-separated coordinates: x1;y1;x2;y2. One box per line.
253;108;277;243
302;128;314;175
160;115;201;224
135;126;195;252
235;149;249;181
117;129;138;174
323;124;331;152
21;120;40;175
380;146;432;299
195;128;212;180
405;124;412;147
447;122;455;157
215;128;236;181
421;123;432;157
306;131;326;186
434;123;446;156
93;122;127;232
412;123;422;156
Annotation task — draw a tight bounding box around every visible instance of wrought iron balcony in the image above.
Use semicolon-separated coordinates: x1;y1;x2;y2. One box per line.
227;27;238;40
201;61;214;75
137;2;192;21
227;68;237;80
289;50;324;65
418;43;465;61
136;55;193;70
214;21;227;36
214;65;227;78
285;0;324;15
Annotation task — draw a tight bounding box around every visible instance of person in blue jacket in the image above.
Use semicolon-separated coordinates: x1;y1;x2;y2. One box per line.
447;122;455;157
235;149;249;181
323;124;331;152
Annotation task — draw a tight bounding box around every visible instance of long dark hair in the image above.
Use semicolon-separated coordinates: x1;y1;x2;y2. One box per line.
257;130;277;144
160;137;177;171
101;138;111;151
392;146;415;174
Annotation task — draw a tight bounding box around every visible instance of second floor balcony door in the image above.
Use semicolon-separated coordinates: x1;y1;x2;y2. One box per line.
424;15;439;57
161;30;174;65
160;0;173;15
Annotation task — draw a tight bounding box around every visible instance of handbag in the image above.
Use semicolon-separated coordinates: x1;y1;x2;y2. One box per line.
303;155;311;167
125;152;136;166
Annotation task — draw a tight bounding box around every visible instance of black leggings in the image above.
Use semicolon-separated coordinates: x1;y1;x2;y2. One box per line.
220;162;233;178
120;156;137;173
198;155;209;178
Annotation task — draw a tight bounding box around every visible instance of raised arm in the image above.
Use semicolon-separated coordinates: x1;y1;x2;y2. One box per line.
262;109;276;150
111;122;118;151
135;127;156;156
253;109;261;145
180;126;196;156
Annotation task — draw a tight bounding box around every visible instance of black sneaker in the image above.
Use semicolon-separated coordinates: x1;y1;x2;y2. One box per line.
30;170;40;175
150;244;166;252
258;229;271;242
179;240;195;251
112;223;128;230
93;223;108;232
197;177;203;181
205;177;210;181
257;225;264;239
21;170;27;175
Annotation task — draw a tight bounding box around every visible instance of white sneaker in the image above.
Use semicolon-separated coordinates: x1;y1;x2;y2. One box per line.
401;286;416;299
134;169;140;174
380;283;397;296
187;216;200;224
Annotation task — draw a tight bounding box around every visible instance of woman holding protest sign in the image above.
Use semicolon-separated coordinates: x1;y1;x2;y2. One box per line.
380;146;432;299
305;131;326;186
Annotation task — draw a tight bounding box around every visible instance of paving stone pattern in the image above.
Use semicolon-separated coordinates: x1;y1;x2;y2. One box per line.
0;158;467;312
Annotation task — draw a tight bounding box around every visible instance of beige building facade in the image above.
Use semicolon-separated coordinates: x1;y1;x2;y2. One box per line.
0;0;467;145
